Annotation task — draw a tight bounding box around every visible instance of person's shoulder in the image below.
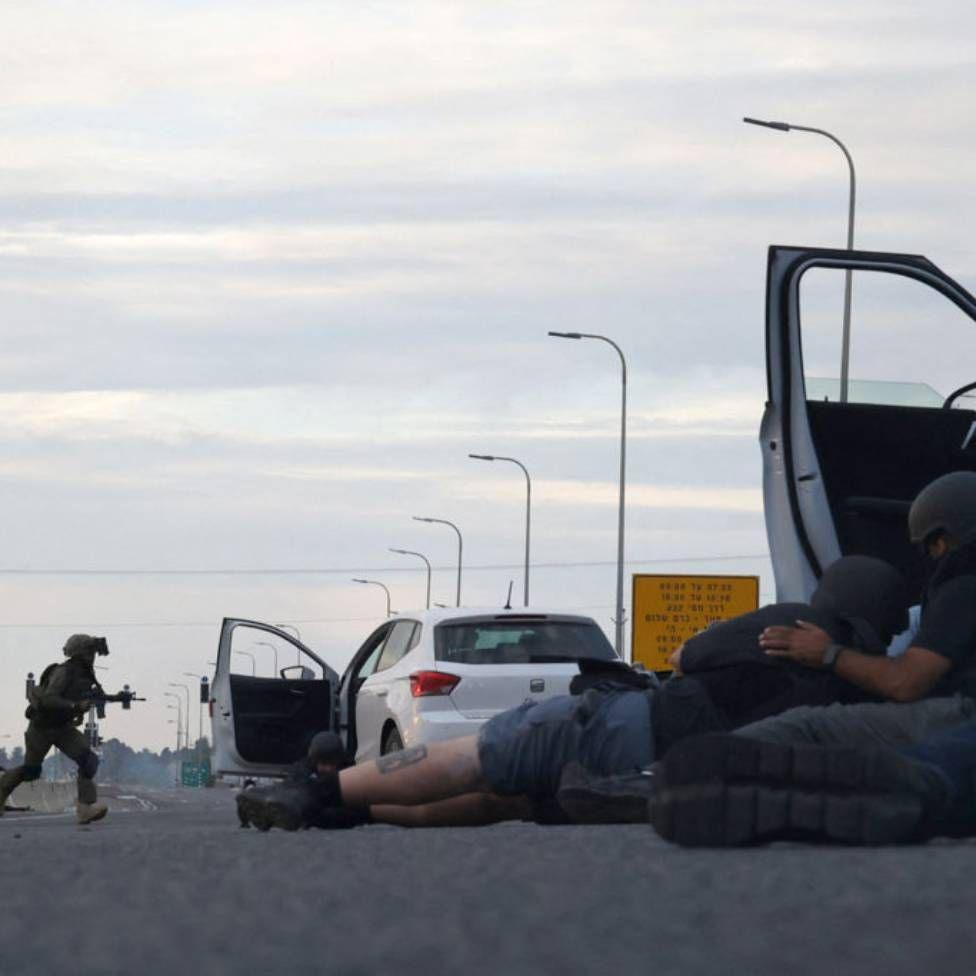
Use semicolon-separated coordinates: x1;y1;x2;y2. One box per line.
930;574;976;606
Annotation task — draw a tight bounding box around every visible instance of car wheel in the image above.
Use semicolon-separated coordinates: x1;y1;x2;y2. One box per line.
381;726;404;755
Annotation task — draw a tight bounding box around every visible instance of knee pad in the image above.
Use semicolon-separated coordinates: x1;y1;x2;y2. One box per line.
77;751;99;779
22;764;43;782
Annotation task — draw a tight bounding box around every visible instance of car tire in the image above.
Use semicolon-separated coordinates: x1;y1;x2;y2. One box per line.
381;726;404;756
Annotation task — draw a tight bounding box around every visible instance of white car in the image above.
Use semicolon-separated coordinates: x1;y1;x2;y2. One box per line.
210;608;618;779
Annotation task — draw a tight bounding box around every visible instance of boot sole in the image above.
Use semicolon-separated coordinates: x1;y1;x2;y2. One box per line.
660;734;925;796
557;767;655;825
649;782;924;847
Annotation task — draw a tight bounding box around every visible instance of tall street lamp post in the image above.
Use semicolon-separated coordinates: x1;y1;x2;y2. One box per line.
469;454;532;607
169;682;192;751
275;623;302;666
413;517;463;607
352;578;393;618
183;672;205;759
743;117;857;402
389;548;432;609
254;641;279;678
548;331;629;660
164;694;183;753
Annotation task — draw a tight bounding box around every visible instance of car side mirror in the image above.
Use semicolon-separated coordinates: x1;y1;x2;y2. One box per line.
280;665;316;681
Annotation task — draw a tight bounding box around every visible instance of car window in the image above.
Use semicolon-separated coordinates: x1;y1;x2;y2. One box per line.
375;621;419;673
434;620;615;664
228;624;324;679
800;267;976;409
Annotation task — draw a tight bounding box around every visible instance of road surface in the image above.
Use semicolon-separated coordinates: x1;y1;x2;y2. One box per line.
2;785;975;975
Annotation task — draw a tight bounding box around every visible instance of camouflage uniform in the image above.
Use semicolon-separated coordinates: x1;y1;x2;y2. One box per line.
0;636;105;811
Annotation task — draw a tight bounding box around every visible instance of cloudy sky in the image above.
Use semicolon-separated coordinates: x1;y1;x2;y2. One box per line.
2;1;975;750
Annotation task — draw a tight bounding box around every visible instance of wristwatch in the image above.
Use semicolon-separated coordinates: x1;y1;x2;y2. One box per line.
822;643;845;670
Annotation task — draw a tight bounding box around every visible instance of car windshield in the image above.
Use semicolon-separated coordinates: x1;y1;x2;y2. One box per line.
433;619;616;665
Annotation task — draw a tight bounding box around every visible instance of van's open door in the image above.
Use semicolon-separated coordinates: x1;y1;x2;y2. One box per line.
211;618;340;779
763;245;976;603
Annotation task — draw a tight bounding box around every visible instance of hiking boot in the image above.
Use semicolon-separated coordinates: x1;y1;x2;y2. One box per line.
648;733;947;848
236;771;348;832
556;762;657;824
77;802;108;825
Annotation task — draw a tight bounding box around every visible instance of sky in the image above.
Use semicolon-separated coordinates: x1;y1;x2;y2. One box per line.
2;0;976;750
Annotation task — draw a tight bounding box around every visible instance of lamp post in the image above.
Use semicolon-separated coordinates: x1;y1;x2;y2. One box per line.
232;650;256;676
164;694;183;752
169;682;192;752
182;672;204;759
275;624;302;666
743;117;857;402
254;641;279;678
548;331;628;660
469;454;532;607
389;548;431;609
412;517;463;607
353;578;392;618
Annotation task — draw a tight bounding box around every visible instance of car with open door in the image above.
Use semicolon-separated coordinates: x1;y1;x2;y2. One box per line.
763;245;976;605
210;608;617;780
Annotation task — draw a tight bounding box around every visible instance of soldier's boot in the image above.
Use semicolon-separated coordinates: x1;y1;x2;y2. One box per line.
77;801;108;825
236;773;368;832
648;733;950;847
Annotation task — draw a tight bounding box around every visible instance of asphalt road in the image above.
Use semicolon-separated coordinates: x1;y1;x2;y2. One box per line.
3;786;976;976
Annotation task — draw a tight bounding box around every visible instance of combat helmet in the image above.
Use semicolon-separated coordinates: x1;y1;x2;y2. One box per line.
307;731;346;766
908;471;976;547
810;555;909;652
63;634;109;658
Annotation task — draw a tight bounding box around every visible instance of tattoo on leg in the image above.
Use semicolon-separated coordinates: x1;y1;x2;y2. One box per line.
376;745;428;774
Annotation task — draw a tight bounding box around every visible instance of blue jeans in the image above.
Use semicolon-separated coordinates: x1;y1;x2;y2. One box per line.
477;689;653;798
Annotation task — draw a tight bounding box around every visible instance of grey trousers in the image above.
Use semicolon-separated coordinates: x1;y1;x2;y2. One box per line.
736;695;976;750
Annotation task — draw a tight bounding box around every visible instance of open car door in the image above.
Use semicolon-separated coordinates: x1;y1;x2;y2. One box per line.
211;618;340;779
763;245;976;603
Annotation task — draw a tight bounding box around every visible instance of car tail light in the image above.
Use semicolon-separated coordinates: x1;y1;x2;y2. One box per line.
410;671;461;698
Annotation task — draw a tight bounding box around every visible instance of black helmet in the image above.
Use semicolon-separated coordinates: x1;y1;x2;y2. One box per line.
908;471;976;547
63;634;109;658
308;731;346;766
810;555;908;650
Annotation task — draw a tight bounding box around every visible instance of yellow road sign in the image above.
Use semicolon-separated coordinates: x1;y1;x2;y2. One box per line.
632;573;760;672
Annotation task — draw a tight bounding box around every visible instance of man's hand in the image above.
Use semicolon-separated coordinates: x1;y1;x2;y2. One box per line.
759;620;833;670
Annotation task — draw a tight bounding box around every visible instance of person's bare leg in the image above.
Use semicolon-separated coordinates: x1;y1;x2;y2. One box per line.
371;793;533;827
339;737;487;807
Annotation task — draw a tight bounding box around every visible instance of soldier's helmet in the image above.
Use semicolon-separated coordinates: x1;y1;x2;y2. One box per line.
63;634;110;658
908;471;976;548
308;731;346;766
810;555;908;651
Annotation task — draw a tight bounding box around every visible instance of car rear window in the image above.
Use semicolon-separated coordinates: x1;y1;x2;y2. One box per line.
433;620;616;665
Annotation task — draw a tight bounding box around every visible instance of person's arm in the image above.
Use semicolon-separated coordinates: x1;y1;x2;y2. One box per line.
759;621;951;702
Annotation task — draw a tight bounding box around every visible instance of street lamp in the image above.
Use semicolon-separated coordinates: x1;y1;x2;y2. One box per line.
389;548;432;609
412;517;463;607
353;578;392;618
169;682;192;751
183;672;205;757
469;454;532;607
232;651;256;677
275;623;302;666
164;694;183;752
254;641;279;678
743;116;857;402
548;331;629;659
